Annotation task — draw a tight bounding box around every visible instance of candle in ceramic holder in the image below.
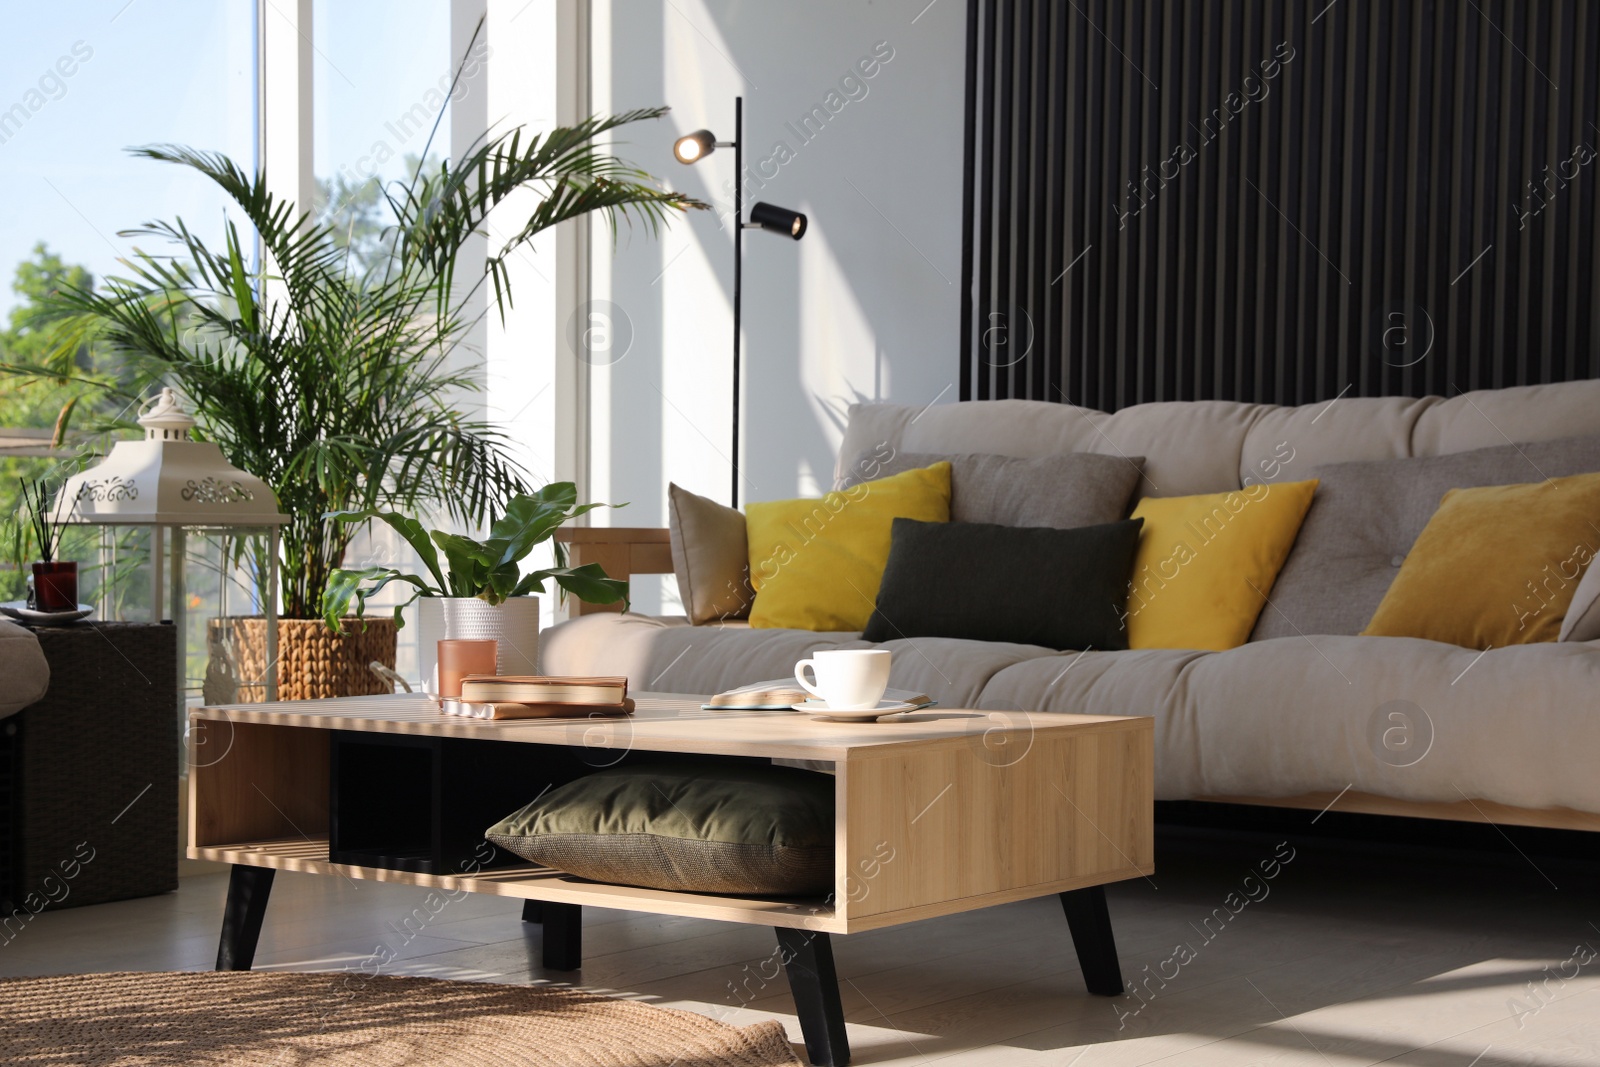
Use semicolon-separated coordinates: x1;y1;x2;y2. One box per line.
435;639;497;715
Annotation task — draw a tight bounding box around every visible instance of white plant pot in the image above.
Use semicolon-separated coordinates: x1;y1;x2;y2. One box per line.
417;596;540;685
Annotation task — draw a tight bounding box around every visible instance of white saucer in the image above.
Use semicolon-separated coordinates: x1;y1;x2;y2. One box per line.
0;601;95;624
791;699;918;723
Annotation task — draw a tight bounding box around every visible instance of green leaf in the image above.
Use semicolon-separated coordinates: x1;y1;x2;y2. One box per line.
322;566;433;631
223;220;256;334
508;571;547;597
483;560;521;604
487;493;569;567
430;531;495;596
539;563;629;608
50;395;80;448
326;508;448;592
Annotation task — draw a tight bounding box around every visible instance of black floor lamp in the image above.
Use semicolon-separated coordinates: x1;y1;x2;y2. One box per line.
674;96;808;509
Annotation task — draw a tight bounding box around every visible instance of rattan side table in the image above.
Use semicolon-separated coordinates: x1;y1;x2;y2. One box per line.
2;621;178;916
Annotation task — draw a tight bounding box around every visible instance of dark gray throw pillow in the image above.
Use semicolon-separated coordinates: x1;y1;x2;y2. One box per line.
486;764;834;896
839;449;1145;528
1251;433;1600;640
861;517;1144;651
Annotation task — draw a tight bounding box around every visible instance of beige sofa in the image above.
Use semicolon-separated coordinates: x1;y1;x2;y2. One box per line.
544;379;1600;830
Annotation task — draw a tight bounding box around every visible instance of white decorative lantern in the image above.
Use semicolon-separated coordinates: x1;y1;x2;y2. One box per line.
50;389;289;701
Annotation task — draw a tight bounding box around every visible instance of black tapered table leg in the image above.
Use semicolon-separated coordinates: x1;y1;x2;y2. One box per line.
1060;885;1124;995
541;902;581;970
216;864;275;971
521;899;543;924
775;928;850;1066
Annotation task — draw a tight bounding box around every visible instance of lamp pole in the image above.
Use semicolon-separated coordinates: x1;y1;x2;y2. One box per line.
672;102;806;511
731;95;743;509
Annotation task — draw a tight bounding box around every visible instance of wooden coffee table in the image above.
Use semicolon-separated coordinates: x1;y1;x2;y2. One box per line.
188;693;1154;1066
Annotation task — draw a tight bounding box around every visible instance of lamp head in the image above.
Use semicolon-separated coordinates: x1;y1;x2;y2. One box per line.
673;129;717;164
749;201;807;240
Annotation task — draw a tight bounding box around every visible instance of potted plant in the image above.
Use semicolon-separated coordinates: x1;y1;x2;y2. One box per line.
14;478;76;613
10;24;702;698
321;482;626;680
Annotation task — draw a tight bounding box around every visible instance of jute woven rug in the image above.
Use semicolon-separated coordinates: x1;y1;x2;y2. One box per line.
0;970;802;1066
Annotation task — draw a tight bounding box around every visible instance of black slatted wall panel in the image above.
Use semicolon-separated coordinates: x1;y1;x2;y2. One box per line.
960;0;1600;409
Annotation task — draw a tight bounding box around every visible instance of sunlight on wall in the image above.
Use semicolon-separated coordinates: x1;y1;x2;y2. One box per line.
660;223;734;503
800;224;881;490
593;0;965;557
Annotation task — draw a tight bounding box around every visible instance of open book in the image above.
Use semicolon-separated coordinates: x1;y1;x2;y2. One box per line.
704;678;935;711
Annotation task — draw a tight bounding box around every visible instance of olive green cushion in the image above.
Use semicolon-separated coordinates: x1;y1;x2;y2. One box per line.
486;764;835;895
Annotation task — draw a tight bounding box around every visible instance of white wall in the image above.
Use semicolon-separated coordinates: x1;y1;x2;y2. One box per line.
590;0;966;612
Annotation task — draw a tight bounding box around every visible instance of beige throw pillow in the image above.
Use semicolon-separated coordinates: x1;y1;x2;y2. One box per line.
1561;555;1600;642
667;483;752;624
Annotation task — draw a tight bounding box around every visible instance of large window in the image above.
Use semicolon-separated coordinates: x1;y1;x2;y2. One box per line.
4;0;568;699
312;1;456;274
0;1;255;636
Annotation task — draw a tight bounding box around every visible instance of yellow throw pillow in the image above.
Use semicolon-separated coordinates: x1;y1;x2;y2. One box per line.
746;463;952;631
1363;472;1600;649
1127;479;1320;650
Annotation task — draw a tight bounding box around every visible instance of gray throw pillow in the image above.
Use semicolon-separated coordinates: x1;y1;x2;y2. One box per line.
1251;434;1600;641
486;764;834;896
839;449;1145;529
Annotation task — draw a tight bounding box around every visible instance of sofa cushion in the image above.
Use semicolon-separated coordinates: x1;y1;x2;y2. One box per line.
862;517;1144;651
544;611;1600;813
1126;480;1320;650
838;398;1266;498
746;462;951;632
1411;380;1600;457
837;449;1145;528
976;635;1600;812
1362;473;1600;648
1251;434;1600;641
1238;382;1600;486
667;483;751;624
1563;558;1600;642
486;764;834;895
842;380;1600;505
1238;395;1438;487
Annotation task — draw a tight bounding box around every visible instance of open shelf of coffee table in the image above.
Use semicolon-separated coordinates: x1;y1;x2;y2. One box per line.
188;692;1154;935
192;835;839;930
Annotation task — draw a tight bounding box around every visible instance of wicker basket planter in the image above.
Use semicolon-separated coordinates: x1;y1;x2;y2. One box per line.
203;616;397;703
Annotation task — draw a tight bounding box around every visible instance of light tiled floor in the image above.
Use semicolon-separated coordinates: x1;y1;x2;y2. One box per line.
4;827;1598;1065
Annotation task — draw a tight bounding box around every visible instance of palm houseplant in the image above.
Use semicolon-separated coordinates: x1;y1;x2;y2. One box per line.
321;482;626;681
13;28;702;699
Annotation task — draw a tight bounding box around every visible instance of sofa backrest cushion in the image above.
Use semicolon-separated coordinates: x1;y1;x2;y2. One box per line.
837;449;1145;529
1250;434;1600;640
840;398;1262;498
840;379;1600;499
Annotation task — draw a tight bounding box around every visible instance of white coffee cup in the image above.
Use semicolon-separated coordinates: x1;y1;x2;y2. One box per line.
794;649;892;710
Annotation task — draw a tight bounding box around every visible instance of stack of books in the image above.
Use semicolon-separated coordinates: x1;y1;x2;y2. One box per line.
454;675;634;720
